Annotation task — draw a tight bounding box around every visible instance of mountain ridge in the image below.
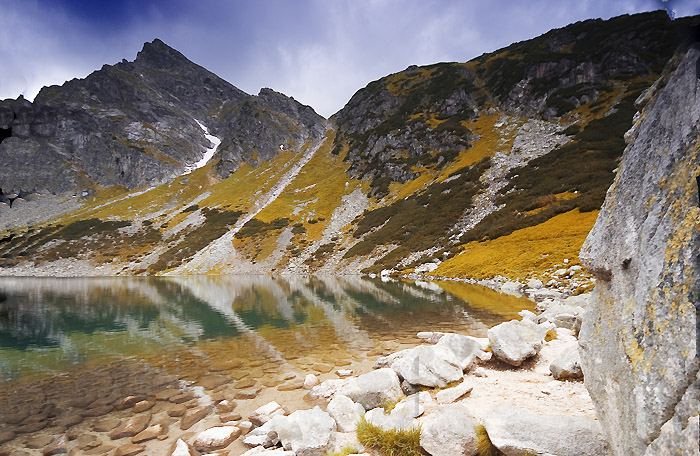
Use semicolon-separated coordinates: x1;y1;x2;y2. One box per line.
0;10;697;286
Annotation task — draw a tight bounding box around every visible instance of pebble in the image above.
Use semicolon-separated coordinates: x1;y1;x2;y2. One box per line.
114;443;144;456
169;392;195;404
116;396;147;410
277;380;304;391
180;406;211;430
234;389;260;400
42;434;68;455
168;404;188;417
57;414;83;428
133;401;154;413
131;424;162;443
26;435;54;449
109;414;151;440
234;379;257;389
93;418;121;432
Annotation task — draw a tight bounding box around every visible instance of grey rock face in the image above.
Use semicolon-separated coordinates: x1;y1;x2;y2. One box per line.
578;47;700;456
338;368;403;411
549;343;583;380
487;320;545;366
483;404;607;456
420;404;478;456
0;39;326;195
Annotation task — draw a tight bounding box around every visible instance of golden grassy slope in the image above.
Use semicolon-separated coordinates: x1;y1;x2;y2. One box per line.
435;209;599;281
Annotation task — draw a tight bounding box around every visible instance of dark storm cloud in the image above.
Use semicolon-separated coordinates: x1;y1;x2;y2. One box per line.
1;0;697;117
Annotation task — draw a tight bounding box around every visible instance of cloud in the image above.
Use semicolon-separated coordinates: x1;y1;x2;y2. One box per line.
0;0;689;117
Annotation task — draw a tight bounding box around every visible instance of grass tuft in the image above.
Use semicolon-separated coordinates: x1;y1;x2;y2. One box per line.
356;416;422;456
326;447;359;456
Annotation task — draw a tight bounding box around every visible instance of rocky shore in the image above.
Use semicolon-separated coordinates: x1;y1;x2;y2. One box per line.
0;291;605;456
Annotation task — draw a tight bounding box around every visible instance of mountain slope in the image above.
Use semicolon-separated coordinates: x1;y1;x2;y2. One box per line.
0;11;697;289
0;39;326;195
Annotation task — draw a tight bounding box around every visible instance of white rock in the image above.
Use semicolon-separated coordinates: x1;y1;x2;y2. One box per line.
420;404;478;456
365;407;419;431
267;406;336;456
392;398;424;419
550;343;583;380
336;369;353;377
239;421;253;435
415;262;439;273
526;278;544;289
192;426;241;451
303;374;320;390
241;446;296;456
310;378;351;399
488;320;545;366
483;404;606;456
436;333;486;371
436;381;473;405
338;368;403;410
327;394;364;432
171;439;197;456
472;367;488;377
249;401;285;427
386;345;463;388
501;281;523;295
518;309;538;323
416;331;445;343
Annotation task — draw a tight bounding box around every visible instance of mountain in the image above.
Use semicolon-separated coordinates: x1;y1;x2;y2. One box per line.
0;11;697;287
0;39;326;194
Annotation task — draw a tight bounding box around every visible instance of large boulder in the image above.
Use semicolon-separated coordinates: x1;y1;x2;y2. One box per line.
579;47;700;456
487;320;545;366
420;404;478;456
338;368;403;410
483;405;607;456
267;406;336;456
377;345;463;388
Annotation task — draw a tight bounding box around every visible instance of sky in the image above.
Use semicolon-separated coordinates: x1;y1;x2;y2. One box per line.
1;0;698;118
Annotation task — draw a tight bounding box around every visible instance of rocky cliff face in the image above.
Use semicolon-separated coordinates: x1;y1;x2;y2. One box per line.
0;39;326;195
579;46;700;455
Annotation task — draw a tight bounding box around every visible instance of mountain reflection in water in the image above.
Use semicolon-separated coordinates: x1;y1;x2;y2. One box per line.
0;275;533;383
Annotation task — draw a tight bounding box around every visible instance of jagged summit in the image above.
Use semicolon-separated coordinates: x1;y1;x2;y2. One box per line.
0;38;326;195
134;38;190;68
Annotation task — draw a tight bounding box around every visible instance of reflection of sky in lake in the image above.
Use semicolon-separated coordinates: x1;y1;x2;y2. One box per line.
0;275;533;381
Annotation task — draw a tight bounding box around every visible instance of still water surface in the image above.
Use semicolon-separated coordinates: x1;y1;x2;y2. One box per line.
0;275;533;420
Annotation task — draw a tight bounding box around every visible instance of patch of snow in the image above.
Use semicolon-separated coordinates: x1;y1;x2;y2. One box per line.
184;119;221;174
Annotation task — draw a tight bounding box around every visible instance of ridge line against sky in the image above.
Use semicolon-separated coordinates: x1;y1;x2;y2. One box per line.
1;0;697;118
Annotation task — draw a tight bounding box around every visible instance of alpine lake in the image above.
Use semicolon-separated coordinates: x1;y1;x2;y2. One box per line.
0;275;534;453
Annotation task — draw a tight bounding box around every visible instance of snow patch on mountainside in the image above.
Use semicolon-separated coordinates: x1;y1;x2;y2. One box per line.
185;120;221;173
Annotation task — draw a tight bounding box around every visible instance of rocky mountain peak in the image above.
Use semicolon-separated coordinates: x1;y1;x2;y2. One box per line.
134;38;190;69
